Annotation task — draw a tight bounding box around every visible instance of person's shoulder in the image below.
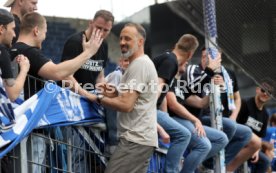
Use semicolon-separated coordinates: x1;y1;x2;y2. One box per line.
132;55;153;67
0;44;10;60
0;44;7;51
187;64;200;69
241;97;253;107
137;54;151;63
66;31;83;43
154;51;176;61
223;67;238;79
12;42;30;50
224;67;236;75
186;64;201;73
244;96;254;102
13;42;40;54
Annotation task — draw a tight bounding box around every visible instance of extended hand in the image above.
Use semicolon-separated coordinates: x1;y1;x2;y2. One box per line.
82;29;103;57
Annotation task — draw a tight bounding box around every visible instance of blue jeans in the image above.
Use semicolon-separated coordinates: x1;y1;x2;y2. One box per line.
249;151;271;173
173;116;228;173
157;110;191;173
201;116;252;164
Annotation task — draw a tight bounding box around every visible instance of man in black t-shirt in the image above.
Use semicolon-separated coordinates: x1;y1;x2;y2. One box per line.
0;8;30;173
59;11;114;172
10;12;103;173
152;34;200;172
11;12;103;99
60;10;114;93
237;86;272;173
165;74;227;173
4;0;38;44
185;48;259;171
0;9;29;101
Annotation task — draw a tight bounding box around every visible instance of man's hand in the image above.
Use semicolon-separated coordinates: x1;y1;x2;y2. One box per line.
96;82;118;98
16;54;30;73
213;74;224;85
157;124;170;144
82;29;103;57
207;52;221;71
251;150;260;163
158;126;170;144
193;119;206;137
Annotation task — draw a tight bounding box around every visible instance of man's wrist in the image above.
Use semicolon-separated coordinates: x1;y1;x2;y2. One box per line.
97;94;105;104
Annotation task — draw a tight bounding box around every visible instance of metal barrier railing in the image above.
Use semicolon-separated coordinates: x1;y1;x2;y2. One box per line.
1;125;107;173
0;75;164;173
0;75;250;173
0;75;108;173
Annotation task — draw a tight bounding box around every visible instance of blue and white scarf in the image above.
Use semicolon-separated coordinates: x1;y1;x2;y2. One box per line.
221;66;236;110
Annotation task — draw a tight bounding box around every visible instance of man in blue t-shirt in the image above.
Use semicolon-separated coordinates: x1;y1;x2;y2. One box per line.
264;113;276;171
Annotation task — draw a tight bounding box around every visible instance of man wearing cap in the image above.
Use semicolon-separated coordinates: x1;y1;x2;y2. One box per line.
0;8;30;173
0;8;29;103
4;0;38;43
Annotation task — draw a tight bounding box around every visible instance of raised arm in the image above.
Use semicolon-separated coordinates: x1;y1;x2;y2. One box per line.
186;53;221;91
38;29;103;81
5;55;30;101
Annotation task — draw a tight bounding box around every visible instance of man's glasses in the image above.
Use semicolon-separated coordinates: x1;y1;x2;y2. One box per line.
261;88;272;96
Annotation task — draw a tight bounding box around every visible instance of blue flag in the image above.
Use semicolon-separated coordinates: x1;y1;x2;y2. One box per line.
0;82;104;158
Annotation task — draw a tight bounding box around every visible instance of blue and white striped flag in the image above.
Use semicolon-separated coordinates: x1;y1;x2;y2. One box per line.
0;82;104;158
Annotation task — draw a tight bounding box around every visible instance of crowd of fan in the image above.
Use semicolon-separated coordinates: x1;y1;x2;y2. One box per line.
0;0;275;173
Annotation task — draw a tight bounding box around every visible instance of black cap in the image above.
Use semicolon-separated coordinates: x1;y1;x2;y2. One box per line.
0;8;14;25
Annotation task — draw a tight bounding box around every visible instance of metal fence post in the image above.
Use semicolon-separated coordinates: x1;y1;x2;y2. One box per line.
19;137;28;173
67;128;72;172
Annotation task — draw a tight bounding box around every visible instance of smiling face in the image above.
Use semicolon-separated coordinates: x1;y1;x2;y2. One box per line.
119;26;141;59
256;87;271;103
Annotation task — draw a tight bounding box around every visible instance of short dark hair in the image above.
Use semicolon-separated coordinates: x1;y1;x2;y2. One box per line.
176;34;199;53
20;12;46;34
124;23;146;41
0;8;14;25
94;10;114;24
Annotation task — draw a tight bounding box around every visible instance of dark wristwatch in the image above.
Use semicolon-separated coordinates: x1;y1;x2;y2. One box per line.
97;94;105;104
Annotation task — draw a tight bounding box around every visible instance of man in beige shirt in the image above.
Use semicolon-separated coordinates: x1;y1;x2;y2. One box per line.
87;23;158;173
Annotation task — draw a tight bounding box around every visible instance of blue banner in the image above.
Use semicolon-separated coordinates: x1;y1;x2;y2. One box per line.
0;82;104;158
